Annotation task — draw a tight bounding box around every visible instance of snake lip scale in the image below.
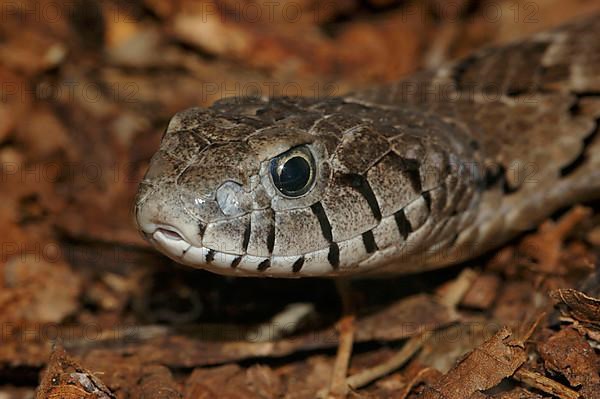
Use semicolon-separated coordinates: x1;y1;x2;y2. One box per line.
139;186;448;277
136;15;600;278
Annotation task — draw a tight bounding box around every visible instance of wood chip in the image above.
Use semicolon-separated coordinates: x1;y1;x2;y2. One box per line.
420;327;528;398
514;368;580;399
519;206;591;274
537;328;600;394
36;347;115;399
551;288;600;324
2;255;82;324
460;273;501;310
136;364;182;399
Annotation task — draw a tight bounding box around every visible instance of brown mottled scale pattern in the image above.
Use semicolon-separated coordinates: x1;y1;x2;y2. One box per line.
135;15;600;277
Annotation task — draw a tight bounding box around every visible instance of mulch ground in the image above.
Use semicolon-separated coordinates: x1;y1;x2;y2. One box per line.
1;0;599;398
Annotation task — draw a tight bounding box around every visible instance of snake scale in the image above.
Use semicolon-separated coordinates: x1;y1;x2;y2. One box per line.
135;15;600;277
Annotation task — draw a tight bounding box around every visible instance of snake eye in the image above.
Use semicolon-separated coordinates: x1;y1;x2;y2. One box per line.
270;146;316;197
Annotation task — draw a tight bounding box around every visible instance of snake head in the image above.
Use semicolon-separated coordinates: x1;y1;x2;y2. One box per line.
136;97;483;277
136;100;334;277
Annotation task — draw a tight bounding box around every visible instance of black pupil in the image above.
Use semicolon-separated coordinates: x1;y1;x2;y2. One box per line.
278;156;310;194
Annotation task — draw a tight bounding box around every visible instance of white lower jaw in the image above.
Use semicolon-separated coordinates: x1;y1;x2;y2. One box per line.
153;229;191;257
151;229;342;277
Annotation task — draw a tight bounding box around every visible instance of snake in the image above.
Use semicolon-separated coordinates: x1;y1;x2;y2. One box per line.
135;15;600;278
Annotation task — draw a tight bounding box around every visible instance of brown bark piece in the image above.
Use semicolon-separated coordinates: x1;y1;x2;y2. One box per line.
420;327;528;399
461;273;502;310
551;288;600;325
1;255;82;324
356;294;458;341
36;347;115;399
65;292;456;370
513;368;581;399
493;281;535;327
184;364;284;399
492;387;544;398
537;328;600;397
519;206;591;275
80;351;145;399
551;288;600;342
588;226;600;246
136;364;183;399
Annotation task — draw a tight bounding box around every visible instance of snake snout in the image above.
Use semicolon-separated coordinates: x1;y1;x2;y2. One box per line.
135;181;204;251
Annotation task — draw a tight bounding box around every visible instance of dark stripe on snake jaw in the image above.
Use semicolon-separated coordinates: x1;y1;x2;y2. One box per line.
310;202;341;269
310;202;334;242
362;230;378;253
341;173;382;221
258;259;271;271
206;249;215;263
242;220;251;252
266;222;276;253
328;243;340;269
292;257;305;273
231;256;242;268
394;209;413;239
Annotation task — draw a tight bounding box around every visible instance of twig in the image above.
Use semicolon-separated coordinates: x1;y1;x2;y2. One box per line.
246;303;315;342
346;331;432;390
322;279;356;398
396;367;439;399
329;268;477;395
327;315;356;398
514;368;580;399
438;268;478;308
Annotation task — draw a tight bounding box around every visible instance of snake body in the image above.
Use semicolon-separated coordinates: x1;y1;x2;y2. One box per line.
135;15;600;277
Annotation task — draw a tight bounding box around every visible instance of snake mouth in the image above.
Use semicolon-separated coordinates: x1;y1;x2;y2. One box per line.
148;224;196;263
151;225;193;252
155;226;184;241
143;222;330;277
141;223;192;256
